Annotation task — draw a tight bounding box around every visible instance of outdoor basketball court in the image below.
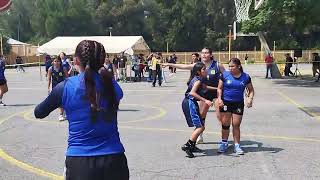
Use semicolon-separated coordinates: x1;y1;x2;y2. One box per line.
0;64;319;180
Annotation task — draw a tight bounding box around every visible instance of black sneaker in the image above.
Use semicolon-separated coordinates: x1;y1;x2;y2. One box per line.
191;146;204;153
181;144;195;158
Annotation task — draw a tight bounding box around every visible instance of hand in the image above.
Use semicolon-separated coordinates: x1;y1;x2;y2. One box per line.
216;98;224;107
161;63;168;68
246;98;253;108
205;100;213;107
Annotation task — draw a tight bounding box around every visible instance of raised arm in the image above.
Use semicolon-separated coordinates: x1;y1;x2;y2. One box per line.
162;63;195;70
35;81;65;119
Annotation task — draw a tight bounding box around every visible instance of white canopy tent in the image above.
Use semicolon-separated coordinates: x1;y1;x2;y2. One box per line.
37;36;150;56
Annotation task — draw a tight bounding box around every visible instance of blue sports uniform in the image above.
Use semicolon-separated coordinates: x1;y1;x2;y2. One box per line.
49;66;66;88
62;58;71;72
201;59;221;100
0;59;6;85
182;76;205;128
34;72;125;156
220;71;251;115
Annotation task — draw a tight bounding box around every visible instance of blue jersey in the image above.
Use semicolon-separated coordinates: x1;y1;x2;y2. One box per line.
201;60;221;95
49;66;65;87
0;59;5;80
62;59;70;71
185;76;205;100
221;71;251;102
34;72;125;156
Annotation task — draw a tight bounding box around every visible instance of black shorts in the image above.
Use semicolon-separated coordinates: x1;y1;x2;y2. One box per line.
203;91;217;101
0;79;7;86
65;153;129;180
219;100;244;115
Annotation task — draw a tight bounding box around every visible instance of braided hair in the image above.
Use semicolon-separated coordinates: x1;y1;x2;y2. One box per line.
75;40;118;122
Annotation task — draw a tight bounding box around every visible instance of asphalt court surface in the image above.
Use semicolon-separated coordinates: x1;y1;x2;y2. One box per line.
0;64;319;180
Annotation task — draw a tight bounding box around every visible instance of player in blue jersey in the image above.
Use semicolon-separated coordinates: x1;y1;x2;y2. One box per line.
181;62;213;158
35;40;129;180
163;47;225;143
0;55;8;106
60;52;72;75
47;57;68;121
216;58;254;155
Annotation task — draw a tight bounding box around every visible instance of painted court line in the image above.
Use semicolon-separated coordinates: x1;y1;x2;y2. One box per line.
277;91;320;122
119;126;320;143
0;112;63;179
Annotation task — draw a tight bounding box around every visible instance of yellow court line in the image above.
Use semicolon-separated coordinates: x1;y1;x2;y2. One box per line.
22;104;167;124
0;149;63;180
0;112;63;179
277;91;320;122
119;126;320;143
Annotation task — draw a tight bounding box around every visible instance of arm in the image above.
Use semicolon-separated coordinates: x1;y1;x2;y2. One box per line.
205;85;218;91
189;81;213;107
113;79;123;102
64;69;69;78
217;79;224;107
34;81;65;118
245;82;255;108
162;63;195;70
47;69;52;92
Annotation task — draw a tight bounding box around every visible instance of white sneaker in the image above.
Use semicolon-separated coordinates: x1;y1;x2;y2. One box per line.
196;134;204;144
0;102;6;106
58;114;66;121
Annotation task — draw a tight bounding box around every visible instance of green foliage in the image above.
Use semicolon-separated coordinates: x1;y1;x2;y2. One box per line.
0;0;319;51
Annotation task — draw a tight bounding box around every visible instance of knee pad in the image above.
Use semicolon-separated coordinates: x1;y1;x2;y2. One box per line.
222;125;230;130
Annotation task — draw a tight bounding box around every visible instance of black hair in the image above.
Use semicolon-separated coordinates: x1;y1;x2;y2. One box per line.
202;47;212;54
229;58;243;73
75;40;117;122
187;62;205;85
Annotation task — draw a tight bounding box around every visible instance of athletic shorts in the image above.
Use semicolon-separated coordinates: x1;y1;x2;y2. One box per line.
0;79;7;86
219;100;244;115
203;91;217;101
65;153;129;180
182;98;204;128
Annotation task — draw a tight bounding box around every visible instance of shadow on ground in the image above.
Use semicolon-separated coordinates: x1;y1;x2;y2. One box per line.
194;140;283;158
272;75;320;88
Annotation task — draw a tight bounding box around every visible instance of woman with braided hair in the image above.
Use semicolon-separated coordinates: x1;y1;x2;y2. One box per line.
34;40;129;180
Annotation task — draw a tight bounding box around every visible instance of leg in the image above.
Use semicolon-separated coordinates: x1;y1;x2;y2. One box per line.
218;112;232;153
231;114;243;144
158;69;162;86
152;70;157;86
196;101;210;144
232;113;244;155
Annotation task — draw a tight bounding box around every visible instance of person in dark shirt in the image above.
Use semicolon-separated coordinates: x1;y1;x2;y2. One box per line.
15;56;25;72
0;55;8;106
34;40;129;180
217;58;254;155
163;47;225;144
47;57;68;121
284;53;294;76
181;62;213;158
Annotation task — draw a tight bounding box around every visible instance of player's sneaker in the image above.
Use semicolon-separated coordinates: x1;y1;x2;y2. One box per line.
234;144;244;155
217;142;228;153
191;145;204;153
181;144;195;158
196;134;204;144
58;114;66;121
0;102;6;106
